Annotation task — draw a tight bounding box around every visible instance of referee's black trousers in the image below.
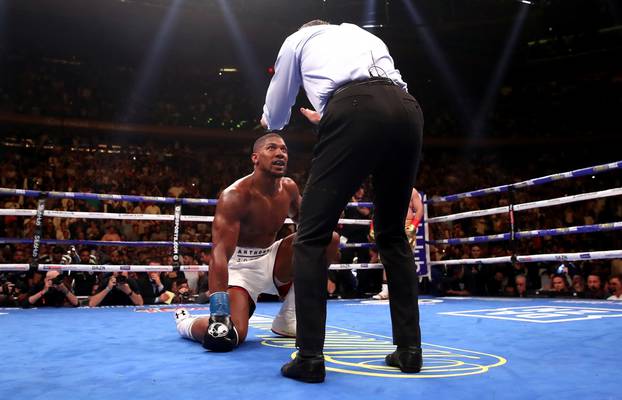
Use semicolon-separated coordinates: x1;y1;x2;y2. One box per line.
293;80;424;354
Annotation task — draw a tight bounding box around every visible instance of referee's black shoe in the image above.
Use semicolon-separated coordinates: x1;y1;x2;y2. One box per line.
385;346;423;373
281;353;325;383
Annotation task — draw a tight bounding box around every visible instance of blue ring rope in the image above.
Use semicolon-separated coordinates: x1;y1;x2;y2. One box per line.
429;160;622;203
427;222;622;246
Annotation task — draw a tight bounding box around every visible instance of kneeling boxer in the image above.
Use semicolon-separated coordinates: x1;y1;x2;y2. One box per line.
174;133;339;351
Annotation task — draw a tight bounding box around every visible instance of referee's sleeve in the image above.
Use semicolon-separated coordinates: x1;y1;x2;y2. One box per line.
262;37;302;131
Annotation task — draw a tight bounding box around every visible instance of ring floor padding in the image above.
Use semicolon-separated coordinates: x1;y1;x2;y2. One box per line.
1;297;620;399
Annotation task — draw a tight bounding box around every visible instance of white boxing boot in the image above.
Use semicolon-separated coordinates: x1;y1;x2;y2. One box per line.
372;284;389;300
271;285;296;338
174;308;199;341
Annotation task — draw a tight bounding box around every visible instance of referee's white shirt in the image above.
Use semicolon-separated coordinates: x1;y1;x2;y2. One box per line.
262;23;408;131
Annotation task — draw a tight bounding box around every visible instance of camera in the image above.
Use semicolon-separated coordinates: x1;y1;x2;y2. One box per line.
115;275;127;285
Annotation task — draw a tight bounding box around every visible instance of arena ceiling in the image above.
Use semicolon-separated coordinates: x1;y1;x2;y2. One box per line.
4;0;618;69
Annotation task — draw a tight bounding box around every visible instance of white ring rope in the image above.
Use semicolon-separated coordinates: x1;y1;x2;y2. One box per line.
0;209;371;226
428;250;622;266
3;249;621;272
427;187;622;224
0;264;210;273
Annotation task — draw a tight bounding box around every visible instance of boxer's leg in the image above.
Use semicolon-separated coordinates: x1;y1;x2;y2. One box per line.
226;286;252;343
272;234;296;337
272;232;341;337
175;309;204;341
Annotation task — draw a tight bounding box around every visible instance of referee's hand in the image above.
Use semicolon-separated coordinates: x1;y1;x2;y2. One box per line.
300;107;321;125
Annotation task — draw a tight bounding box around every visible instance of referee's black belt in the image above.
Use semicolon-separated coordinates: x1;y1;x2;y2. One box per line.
332;77;396;97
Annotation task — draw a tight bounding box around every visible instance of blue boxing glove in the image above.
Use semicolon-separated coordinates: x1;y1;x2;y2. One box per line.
202;292;239;352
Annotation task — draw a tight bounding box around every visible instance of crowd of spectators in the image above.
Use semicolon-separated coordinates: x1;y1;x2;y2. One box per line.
2;50;620;138
0;52;263;131
0;128;620;306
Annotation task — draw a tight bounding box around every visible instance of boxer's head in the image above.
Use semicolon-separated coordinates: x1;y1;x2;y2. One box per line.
252;133;288;177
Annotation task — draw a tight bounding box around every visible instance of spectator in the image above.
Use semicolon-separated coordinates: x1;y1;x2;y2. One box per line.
584;274;607;299
514;275;529;298
607;275;622;301
443;266;473;296
72;248;99;296
88;272;143;306
0;275;19;306
23;271;78;307
138;271;173;305
571;275;585;297
486;270;507;297
541;274;572;298
172;279;194;304
101;225;122;242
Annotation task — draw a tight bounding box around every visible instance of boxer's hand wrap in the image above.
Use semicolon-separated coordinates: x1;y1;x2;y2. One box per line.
202;292;239;352
405;218;420;248
369;221;375;241
405;218;421;234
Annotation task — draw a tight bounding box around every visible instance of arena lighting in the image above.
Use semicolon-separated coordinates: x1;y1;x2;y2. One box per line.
122;0;185;122
363;0;377;28
471;3;529;137
219;68;238;73
400;0;472;123
215;0;264;98
519;0;533;4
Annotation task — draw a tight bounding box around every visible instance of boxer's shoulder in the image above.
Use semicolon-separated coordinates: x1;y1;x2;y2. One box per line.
282;177;300;196
217;183;252;219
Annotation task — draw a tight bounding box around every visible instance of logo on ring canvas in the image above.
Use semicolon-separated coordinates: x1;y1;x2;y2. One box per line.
252;316;506;379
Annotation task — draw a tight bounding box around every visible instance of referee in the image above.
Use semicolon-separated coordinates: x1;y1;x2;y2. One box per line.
261;20;423;383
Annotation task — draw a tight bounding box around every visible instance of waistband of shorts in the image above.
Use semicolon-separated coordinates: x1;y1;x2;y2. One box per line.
332;77;396;98
232;246;273;259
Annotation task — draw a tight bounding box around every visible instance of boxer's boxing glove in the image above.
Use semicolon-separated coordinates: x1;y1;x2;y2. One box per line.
202;292;239;352
202;315;239;352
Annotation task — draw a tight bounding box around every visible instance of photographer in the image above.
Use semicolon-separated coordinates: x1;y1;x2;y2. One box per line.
22;271;79;308
72;248;99;296
172;278;194;304
88;272;143;306
0;274;20;307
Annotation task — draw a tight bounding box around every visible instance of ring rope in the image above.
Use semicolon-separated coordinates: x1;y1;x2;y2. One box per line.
428;160;622;203
428;249;622;266
3;248;621;273
428;221;622;246
0;237;394;250
0;187;374;209
0;262;386;273
1;161;619;274
0;209;372;226
0;160;619;210
0;264;210;273
0;238;213;248
426;187;622;224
